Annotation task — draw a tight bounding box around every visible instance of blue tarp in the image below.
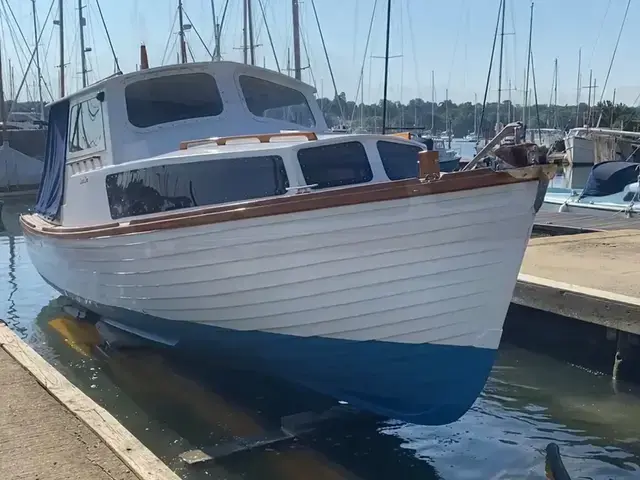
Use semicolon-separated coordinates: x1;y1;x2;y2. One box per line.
35;100;69;220
582;161;640;197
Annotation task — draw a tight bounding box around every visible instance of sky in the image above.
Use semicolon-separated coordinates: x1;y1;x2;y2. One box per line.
1;0;638;107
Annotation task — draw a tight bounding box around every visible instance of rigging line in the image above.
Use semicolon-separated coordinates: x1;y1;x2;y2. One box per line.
216;0;230;56
95;0;121;74
7;0;55;115
186;38;197;63
182;8;213;58
41;4;58;100
477;0;502;142
596;0;631;128
446;0;466;89
2;0;33;62
310;0;344;119
587;0;612;69
405;0;420;103
161;7;179;65
0;1;33;102
349;0;378;125
256;0;280;72
529;48;542;143
299;16;316;86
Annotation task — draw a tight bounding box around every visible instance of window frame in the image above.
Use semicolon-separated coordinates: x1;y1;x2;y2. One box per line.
376;140;424;181
296;141;373;190
66;93;107;160
237;74;316;128
124;72;224;130
104;154;291;220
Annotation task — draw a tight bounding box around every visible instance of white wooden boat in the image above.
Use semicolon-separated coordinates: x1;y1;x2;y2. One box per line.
21;61;554;426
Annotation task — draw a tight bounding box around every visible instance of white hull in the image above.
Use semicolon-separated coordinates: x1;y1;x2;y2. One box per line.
25;181;537;349
565;134;594;165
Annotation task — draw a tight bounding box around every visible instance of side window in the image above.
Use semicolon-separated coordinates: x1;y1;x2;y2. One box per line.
297;142;372;189
239;75;315;128
377;141;423;181
125;73;223;128
68;96;105;154
105;155;289;219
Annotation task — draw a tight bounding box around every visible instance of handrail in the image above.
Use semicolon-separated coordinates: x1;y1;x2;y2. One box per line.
179;131;318;150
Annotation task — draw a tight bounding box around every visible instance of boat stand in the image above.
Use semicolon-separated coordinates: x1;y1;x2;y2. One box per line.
180;404;367;465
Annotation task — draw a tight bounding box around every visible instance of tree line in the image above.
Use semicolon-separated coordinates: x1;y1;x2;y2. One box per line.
319;93;640;138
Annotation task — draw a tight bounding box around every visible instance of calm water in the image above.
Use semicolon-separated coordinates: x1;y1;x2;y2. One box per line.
2;195;639;479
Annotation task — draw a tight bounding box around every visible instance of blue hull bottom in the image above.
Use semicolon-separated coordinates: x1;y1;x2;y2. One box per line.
63;293;496;426
440;158;460;172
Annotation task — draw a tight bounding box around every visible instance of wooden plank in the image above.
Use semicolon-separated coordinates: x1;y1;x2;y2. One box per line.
0;323;180;480
534;211;640;232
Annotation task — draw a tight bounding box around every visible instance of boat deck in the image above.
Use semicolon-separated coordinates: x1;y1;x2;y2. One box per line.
515;230;640;335
0;323;179;480
534;210;640;234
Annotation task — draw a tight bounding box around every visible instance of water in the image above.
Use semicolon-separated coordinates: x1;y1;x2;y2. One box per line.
2;198;639;479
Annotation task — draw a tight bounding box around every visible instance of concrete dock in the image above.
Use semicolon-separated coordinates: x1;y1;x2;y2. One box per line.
514;230;640;335
0;323;179;480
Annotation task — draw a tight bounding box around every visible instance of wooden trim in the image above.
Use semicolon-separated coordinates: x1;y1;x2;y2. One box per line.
20;165;555;240
0;323;180;480
180;131;318;150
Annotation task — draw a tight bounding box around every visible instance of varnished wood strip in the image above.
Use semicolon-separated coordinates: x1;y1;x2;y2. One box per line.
0;323;180;480
21;167;547;240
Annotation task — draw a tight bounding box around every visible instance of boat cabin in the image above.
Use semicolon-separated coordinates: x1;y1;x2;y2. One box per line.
33;61;427;228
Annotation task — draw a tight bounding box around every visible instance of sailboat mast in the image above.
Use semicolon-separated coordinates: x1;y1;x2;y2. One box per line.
178;0;187;63
0;29;6;143
292;0;302;80
78;0;88;87
210;0;220;61
247;0;255;65
31;0;44;119
430;70;435;131
57;0;65;97
575;48;581;126
553;57;558;128
496;0;505;131
381;0;391;134
524;1;533;126
474;92;477;136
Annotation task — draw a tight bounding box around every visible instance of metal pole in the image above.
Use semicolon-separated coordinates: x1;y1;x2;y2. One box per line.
31;0;44;119
496;0;506;131
58;0;65;97
247;0;255;65
0;30;7;143
178;0;187;63
78;0;88;87
292;0;301;80
242;0;248;64
210;0;220;60
381;0;391;134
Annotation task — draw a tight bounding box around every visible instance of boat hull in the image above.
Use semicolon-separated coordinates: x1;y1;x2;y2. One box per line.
23;180;541;425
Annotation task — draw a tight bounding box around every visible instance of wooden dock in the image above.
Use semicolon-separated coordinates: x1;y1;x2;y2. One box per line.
514;230;640;335
0;323;179;480
534;210;640;235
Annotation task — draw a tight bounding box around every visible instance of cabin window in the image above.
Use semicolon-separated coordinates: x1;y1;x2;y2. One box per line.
239;75;315;128
105;155;289;219
297;141;372;189
376;141;423;180
68;96;105;154
125;73;223;128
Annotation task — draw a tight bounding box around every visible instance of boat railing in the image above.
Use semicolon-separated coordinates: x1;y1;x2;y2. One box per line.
464;121;526;171
179;131;318;150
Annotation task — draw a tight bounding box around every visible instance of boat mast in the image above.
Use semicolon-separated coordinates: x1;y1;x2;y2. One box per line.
31;0;44;119
0;28;7;145
430;70;435;132
56;0;65;97
178;0;187;63
210;0;220;61
575;48;581;126
247;0;255;65
78;0;88;87
496;0;505;133
523;1;533;127
381;0;391;134
553;58;558;128
474;92;477;136
292;0;301;80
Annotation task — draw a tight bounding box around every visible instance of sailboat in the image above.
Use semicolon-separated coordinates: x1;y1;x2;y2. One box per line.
21;1;554;426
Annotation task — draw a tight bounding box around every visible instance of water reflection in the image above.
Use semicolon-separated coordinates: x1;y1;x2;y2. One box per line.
1;196;639;479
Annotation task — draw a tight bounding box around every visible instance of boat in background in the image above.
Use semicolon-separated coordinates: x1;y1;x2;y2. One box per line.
565;128;640;166
21;60;554;426
544;160;640;217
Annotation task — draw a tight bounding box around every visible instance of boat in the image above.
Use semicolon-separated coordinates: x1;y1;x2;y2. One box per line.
418;135;462;172
544;160;640;217
565;127;640;166
21;60;554;426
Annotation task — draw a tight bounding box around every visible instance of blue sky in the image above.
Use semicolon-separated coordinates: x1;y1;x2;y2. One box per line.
1;0;638;106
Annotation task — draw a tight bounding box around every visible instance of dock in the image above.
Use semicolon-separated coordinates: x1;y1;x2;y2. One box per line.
534;210;640;235
0;323;179;480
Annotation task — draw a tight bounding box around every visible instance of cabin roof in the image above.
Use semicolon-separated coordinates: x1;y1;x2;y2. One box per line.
47;61;318;108
144;133;426;163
